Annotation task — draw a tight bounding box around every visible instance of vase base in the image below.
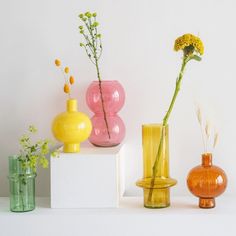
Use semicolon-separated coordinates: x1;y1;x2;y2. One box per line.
11;206;35;212
143;188;170;208
63;143;80;153
199;197;215;208
91;142;120;148
144;203;170;209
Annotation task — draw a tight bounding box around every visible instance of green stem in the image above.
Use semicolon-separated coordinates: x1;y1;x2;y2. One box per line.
147;56;188;203
19;177;25;211
87;20;111;140
95;59;111;139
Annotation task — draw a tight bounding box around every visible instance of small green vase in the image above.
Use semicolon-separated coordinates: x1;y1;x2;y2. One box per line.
8;156;36;212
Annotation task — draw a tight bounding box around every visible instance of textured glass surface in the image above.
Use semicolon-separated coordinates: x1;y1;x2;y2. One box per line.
86;80;125;147
8;156;36;212
187;153;227;208
136;124;177;208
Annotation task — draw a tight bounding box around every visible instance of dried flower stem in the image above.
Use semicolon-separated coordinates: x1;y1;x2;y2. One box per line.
196;107;207;153
195;108;219;153
205;120;211;152
213;132;219;149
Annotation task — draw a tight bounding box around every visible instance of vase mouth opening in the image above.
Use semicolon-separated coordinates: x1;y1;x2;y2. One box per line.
142;123;169;128
202;152;212;157
8;155;20;160
91;80;118;83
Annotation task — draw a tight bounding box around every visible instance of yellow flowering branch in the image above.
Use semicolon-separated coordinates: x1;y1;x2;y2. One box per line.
147;34;204;203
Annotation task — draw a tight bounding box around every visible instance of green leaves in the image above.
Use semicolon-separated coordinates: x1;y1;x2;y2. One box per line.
191;55;202;61
18;125;56;173
187;54;202;62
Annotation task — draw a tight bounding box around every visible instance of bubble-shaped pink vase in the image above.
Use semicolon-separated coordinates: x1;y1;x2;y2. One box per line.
86;80;126;147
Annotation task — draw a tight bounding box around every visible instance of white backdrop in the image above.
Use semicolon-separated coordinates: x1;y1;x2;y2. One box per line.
0;0;235;197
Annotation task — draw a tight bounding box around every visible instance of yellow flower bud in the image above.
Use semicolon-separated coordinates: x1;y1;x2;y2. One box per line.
64;67;69;74
64;84;70;93
69;76;75;85
55;59;61;66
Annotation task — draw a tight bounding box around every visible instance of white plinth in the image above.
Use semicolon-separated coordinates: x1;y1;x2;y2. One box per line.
50;144;125;208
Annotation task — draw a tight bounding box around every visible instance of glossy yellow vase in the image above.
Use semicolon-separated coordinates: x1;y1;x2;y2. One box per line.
136;124;177;208
52;99;92;153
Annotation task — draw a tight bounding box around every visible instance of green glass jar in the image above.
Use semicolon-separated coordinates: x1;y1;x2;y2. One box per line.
8;156;36;212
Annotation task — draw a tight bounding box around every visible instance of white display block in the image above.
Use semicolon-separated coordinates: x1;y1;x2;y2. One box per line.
50;144;125;208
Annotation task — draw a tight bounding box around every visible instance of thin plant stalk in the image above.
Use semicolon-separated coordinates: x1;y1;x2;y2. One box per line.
147;57;188;203
93;41;111;139
205;121;211;153
19;178;25;211
196;107;207;153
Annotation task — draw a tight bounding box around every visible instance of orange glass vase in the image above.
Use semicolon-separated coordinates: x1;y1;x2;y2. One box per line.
187;153;227;208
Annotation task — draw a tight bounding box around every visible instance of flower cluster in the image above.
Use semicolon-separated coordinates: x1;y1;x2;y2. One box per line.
19;125;58;173
174;33;204;56
78;11;102;66
54;59;75;96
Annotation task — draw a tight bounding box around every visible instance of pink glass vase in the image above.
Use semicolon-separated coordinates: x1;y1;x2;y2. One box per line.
86;80;126;147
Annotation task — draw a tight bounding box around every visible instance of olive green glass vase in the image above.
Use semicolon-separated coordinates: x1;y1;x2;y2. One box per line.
136;124;177;208
8;156;36;212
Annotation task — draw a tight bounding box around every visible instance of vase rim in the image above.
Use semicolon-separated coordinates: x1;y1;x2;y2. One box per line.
142;123;169;128
67;98;77;101
202;152;212;157
8;155;20;160
91;80;119;83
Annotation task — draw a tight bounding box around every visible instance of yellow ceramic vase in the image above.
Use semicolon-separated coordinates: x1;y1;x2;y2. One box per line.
52;99;92;153
136;124;177;208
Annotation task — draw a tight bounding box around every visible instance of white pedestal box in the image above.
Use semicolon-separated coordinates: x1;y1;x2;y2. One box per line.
50;144;125;208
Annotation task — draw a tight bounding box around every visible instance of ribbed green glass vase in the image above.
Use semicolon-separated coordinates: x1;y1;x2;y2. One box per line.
8;156;36;212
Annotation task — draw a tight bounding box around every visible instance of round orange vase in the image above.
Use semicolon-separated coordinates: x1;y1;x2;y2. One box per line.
187;153;227;208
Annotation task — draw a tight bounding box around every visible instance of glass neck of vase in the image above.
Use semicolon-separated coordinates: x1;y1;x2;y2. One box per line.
202;153;212;167
67;99;77;112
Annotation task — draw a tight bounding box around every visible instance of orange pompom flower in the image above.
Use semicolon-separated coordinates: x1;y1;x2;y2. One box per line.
64;67;69;74
64;84;70;93
69;76;75;85
55;59;61;66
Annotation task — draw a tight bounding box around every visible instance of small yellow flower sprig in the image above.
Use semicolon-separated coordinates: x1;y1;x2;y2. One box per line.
196;106;219;154
19;125;58;173
54;59;75;98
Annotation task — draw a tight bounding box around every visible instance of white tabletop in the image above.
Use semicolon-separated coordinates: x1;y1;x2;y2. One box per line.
0;196;235;236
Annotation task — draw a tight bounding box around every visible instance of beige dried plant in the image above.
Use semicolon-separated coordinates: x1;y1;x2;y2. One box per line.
195;106;219;153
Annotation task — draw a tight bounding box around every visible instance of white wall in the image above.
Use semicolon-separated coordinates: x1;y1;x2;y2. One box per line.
0;0;236;197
